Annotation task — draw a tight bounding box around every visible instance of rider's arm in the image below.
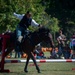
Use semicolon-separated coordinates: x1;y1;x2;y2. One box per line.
31;19;40;27
57;37;61;44
13;12;24;20
61;35;66;41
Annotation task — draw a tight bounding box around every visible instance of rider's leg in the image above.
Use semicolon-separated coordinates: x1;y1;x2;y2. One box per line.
15;27;23;58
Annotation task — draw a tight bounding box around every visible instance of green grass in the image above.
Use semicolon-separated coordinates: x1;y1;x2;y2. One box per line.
0;52;75;75
0;62;75;75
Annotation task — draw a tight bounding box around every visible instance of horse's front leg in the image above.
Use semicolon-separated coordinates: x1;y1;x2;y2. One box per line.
24;56;30;73
30;52;41;73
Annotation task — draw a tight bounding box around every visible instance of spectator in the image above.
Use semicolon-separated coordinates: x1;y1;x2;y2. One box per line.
50;49;57;59
14;50;22;58
34;43;46;59
64;44;71;59
69;49;73;59
57;29;66;58
50;47;59;59
70;32;75;59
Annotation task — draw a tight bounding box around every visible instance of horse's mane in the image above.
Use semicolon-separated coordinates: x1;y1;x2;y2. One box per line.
29;27;50;42
32;27;50;34
39;27;50;32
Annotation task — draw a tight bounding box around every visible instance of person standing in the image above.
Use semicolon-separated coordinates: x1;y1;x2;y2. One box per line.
57;29;66;58
70;32;75;58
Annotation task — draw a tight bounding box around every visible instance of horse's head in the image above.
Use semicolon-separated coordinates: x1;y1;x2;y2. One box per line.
37;27;54;47
37;27;50;41
29;27;54;48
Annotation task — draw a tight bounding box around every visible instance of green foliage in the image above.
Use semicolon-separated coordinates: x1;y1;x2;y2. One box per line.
44;0;75;39
0;0;60;34
1;0;75;45
0;0;44;33
0;0;60;35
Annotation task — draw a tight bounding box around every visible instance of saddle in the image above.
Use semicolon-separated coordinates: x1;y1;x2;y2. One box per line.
23;30;32;39
16;30;32;44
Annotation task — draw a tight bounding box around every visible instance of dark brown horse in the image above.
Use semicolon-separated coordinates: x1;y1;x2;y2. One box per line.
0;27;54;73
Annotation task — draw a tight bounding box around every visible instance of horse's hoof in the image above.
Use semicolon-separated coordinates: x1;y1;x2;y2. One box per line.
25;70;28;73
38;70;41;73
24;69;28;73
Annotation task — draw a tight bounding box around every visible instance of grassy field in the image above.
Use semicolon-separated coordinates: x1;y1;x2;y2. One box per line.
0;62;75;75
0;52;75;75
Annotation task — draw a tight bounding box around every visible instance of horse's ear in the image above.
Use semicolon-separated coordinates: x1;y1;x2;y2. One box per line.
38;26;44;32
45;27;50;33
39;26;47;31
38;26;50;33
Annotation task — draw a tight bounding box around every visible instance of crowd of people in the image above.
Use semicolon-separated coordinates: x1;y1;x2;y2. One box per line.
50;29;75;59
31;29;75;59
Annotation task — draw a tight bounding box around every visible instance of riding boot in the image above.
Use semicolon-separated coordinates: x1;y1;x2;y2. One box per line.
15;41;21;58
15;36;23;58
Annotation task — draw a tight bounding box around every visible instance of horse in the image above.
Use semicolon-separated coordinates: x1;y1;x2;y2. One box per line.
0;27;54;73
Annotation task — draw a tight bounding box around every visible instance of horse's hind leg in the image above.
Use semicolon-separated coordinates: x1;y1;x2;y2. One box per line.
5;47;13;57
30;52;40;73
24;56;30;73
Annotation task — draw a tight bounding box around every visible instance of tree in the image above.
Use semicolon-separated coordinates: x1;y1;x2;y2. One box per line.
0;0;45;33
44;0;75;39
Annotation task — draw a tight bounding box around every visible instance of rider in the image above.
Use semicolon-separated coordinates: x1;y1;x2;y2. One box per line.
14;11;41;53
14;11;41;43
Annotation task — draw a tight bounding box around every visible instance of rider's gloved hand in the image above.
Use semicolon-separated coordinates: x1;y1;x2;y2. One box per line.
38;24;43;28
